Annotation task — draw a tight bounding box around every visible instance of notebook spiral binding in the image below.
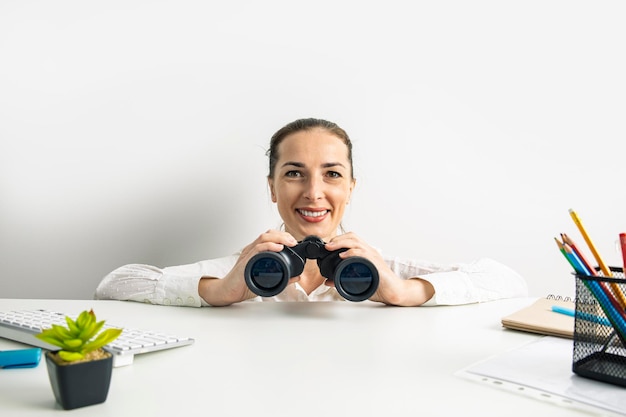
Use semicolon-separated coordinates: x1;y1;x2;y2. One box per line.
547;294;573;302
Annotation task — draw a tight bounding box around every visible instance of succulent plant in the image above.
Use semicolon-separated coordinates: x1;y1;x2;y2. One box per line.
36;309;122;362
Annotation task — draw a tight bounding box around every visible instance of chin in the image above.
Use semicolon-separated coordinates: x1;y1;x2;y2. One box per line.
298;227;336;242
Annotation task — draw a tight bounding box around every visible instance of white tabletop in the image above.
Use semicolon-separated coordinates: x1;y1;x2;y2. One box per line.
0;298;609;416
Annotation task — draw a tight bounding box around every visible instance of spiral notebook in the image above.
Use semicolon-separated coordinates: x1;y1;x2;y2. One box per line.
501;295;575;338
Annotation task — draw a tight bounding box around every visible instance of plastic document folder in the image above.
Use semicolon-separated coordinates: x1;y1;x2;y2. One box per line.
501;297;574;338
457;336;626;416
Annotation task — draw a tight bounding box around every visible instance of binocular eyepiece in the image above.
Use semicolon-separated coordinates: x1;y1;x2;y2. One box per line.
244;235;379;302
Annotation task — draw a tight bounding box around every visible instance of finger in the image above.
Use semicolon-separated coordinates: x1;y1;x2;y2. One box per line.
257;230;298;246
242;231;297;257
326;234;356;250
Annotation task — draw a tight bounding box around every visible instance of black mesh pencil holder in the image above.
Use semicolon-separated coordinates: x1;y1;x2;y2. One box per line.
573;267;626;387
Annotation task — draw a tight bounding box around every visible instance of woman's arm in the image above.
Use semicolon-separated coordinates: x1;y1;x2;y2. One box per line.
94;255;239;306
385;256;528;305
325;233;528;306
95;230;301;307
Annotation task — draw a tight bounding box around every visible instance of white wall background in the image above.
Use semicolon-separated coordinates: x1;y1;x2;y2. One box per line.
1;0;625;301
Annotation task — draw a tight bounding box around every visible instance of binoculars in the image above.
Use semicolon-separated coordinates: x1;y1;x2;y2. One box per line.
244;235;379;302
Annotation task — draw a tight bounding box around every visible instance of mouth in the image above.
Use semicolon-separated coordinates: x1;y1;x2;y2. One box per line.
297;209;328;218
296;209;329;222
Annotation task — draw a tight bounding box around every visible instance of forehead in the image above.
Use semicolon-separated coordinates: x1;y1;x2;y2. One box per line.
277;128;350;163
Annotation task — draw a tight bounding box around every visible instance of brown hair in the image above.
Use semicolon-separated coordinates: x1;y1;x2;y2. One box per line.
267;118;354;179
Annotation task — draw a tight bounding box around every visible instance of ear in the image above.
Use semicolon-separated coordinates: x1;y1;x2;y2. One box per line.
347;178;356;204
268;177;277;202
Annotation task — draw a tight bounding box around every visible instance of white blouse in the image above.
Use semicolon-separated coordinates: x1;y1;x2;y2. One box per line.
94;253;528;307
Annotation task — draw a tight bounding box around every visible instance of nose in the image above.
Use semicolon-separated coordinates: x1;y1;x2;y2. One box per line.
303;176;324;200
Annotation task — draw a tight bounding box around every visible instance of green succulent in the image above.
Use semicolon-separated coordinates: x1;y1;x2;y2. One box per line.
36;309;122;362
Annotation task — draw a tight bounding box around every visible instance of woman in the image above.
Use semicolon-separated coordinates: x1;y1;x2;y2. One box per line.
95;118;527;306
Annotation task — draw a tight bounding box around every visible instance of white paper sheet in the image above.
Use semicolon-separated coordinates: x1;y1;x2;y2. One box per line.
456;336;626;416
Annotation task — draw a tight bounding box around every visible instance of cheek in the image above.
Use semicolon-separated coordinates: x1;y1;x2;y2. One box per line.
329;187;352;205
273;184;296;203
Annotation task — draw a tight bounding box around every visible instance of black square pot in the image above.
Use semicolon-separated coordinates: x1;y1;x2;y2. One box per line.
44;350;113;410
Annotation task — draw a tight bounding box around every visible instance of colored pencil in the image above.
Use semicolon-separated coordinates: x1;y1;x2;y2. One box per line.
560;233;597;276
562;242;591;275
568;209;612;277
554;237;577;271
620;233;626;276
551;305;612;326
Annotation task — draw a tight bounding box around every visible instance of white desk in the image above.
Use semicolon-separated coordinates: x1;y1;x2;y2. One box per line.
0;298;606;416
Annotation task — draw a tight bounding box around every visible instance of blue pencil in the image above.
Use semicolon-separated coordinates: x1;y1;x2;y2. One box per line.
562;243;591;275
551;305;612;327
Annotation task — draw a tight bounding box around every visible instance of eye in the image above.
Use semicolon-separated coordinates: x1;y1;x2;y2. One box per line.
285;170;303;178
326;171;342;178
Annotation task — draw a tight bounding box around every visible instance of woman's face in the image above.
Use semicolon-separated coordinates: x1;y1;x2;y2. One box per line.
268;128;355;242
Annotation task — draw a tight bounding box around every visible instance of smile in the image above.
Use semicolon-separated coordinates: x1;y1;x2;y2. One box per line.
297;209;328;218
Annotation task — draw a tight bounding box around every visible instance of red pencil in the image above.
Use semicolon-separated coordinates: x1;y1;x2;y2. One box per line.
616;232;626;311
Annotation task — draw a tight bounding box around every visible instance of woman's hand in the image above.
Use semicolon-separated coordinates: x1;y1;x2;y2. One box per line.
325;233;434;306
198;230;299;306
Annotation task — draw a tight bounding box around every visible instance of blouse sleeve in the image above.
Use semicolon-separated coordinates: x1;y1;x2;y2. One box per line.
384;256;528;305
94;255;239;307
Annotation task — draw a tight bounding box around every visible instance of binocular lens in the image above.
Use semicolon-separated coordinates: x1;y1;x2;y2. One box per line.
336;261;377;298
248;258;286;293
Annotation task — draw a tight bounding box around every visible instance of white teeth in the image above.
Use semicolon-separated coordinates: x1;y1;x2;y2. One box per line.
299;209;327;217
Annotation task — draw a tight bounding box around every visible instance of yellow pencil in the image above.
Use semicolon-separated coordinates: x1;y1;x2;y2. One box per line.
568;209;612;277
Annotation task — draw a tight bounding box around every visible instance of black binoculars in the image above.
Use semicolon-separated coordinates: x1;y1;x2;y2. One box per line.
244;235;379;302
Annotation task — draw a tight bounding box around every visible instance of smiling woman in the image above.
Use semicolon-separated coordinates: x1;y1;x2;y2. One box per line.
95;118;528;307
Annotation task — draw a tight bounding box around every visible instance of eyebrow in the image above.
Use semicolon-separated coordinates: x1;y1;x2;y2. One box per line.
280;161;347;169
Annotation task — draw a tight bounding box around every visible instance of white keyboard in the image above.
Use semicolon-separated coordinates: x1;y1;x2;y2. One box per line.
0;309;194;367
